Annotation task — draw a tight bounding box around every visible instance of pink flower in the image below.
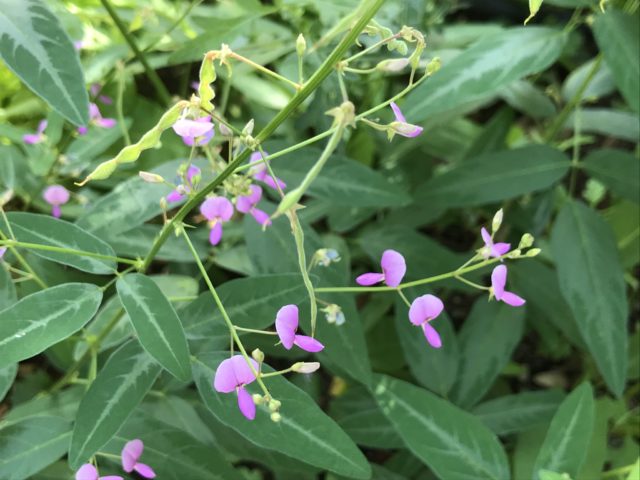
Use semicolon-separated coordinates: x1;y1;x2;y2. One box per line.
23;120;47;145
409;294;444;348
122;439;156;478
389;102;423;138
75;463;122;480
275;304;324;352
491;265;525;307
356;249;406;287
200;196;234;245
90;83;113;105
235;185;271;227
172;117;214;146
43;185;70;218
78;103;116;135
480;227;510;259
0;247;6;259
248;151;286;191
166;165;201;203
213;355;260;420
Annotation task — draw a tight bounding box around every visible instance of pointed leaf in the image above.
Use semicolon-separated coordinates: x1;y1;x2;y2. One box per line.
582;149;640;203
0;363;17;402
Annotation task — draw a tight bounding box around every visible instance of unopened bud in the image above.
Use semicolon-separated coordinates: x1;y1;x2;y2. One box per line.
526;248;541;257
159;197;168;211
425;57;441;77
252;348;264;363
492;208;504;233
270;412;281;423
507;249;522;258
518;233;534;249
252;394;263;405
296;34;306;57
139;171;164;183
376;58;409;73
292;362;320;374
268;399;281;412
219;123;232;136
242;119;254;136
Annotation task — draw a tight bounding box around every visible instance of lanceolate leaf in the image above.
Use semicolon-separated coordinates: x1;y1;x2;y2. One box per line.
0;263;17;310
582;149;640;203
551;200;628;397
0;283;102;369
117;274;191;381
3;212;118;274
0;0;89;125
69;341;162;469
374;374;510;480
532;383;595;479
0;363;17;402
193;352;371;479
0;415;72;480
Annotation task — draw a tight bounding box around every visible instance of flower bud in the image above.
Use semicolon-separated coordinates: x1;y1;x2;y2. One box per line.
242;119;254;136
252;394;263;405
296;34;306;57
322;304;345;326
138;171;164;183
270;412;281;423
292;362;320;374
518;233;534;249
252;348;264;363
425;56;441;77
268;399;281;412
159;197;168;211
507;249;522;259
219;123;232;136
492;208;504;233
526;248;541;257
376;58;409;73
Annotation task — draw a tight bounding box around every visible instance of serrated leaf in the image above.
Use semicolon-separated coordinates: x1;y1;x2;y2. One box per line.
193;352;371;479
117;274;191;381
374;374;510;480
0;416;71;480
69;341;161;469
532;383;595;479
3;212;117;274
551;200;628;397
582;149;639;203
0;0;89;125
0;283;102;369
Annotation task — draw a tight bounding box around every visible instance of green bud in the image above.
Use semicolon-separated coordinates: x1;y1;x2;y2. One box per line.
526;248;541;257
268;399;281;412
251;348;264;363
518;233;535;249
292;362;320;374
425;57;441;77
138;171;164;183
492;208;504;233
524;0;543;25
270;412;282;423
296;34;306;57
252;394;263;405
376;58;409;73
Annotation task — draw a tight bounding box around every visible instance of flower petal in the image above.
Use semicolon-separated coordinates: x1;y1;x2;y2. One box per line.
394;123;423;137
0;247;7;259
251;208;272;227
200;197;234;221
166;190;184;203
208;222;223;246
500;291;526;307
491;265;507;300
491;242;511;257
276;304;298;349
230;355;259;386
380;249;406;287
213;357;240;393
172;118;213;138
100;476;124;480
422;322;442;348
43;185;70;206
76;464;99;480
237;386;256;420
355;272;385;286
133;463;156;479
97;118;116;128
37;120;48;134
390;102;406;123
23;133;42;145
408;294;444;326
121;439;143;472
293;335;325;352
480;227;492;248
51;205;62;218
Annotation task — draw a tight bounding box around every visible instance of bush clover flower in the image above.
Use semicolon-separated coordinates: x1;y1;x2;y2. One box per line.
43;185;70;218
356;249;406;287
491;265;525;307
248;151;286;191
90;83;113;105
200;196;234;246
275;304;325;352
388;102;423;139
75;463;122;480
23;120;48;145
172;116;215;146
235;184;271;227
166;165;201;203
408;294;444;348
479;227;511;260
214;355;260;420
77;103;116;135
121;439;156;478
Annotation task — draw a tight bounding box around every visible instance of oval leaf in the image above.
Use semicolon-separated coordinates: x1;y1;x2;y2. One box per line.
3;212;118;274
0;283;102;368
117;274;191;381
0;0;89;125
69;340;162;469
374;374;510;480
582;149;640;203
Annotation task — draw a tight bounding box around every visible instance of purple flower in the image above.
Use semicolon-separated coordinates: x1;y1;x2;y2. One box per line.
0;247;6;259
23;120;48;145
78;103;116;135
480;227;510;259
75;463;122;480
200;196;234;245
389;102;423;138
356;249;406;287
166;165;201;203
491;265;525;307
409;294;444;348
275;304;325;352
235;185;271;227
172;117;214;146
43;185;70;218
73;40;84;51
248;151;286;191
213;355;260;420
90;84;113;105
122;439;156;478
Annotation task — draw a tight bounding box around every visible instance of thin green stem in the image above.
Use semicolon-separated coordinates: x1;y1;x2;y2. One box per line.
231;53;301;90
568;105;582;196
343;33;401;64
337;72;349;102
0;239;137;266
234;326;278;336
0;231;47;289
99;0;172;105
260;367;296;378
397;289;411;307
454;275;490;291
288;211;318;336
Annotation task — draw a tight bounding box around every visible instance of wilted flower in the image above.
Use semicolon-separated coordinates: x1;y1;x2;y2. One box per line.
491;265;525;307
23;120;47;145
408;294;444;348
200;196;234;245
166;165;201;203
275;304;324;352
235;185;271;227
122;439;156;478
322;304;345;325
75;463;122;480
388;102;423;139
214;355;260;420
376;58;409;72
78;103;116;135
356;249;406;287
480;227;510;260
172;116;214;146
247;151;286;191
43;185;70;218
314;248;341;267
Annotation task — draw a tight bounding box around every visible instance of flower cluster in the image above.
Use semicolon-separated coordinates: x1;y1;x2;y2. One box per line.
75;439;155;480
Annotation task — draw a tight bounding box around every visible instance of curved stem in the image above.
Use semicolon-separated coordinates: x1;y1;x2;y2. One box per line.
0;239;138;266
0;231;47;289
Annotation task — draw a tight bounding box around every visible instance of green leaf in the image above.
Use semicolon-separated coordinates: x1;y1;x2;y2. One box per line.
500;80;556;119
405;27;566;121
69;340;162;469
3;212;118;274
374;374;510;480
116;274;191;381
0;0;89;125
0;416;72;480
193;352;371;479
532;383;595;479
0;262;17;310
472;390;565;435
0;363;17;402
73;295;131;360
593;9;640;112
582;149;640;203
0;283;102;369
564;108;640;142
551;200;628;397
451;299;525;408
